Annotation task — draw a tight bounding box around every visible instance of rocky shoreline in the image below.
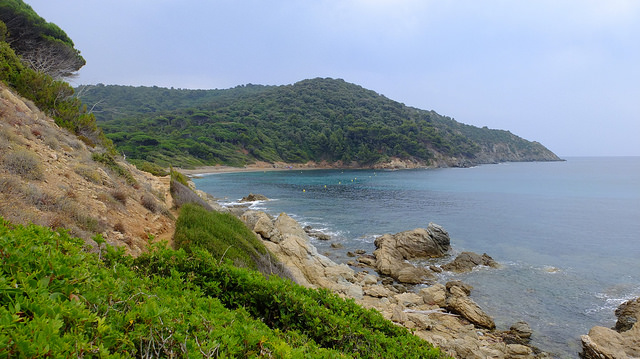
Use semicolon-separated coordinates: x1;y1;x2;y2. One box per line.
204;188;549;358
241;209;549;358
196;187;640;359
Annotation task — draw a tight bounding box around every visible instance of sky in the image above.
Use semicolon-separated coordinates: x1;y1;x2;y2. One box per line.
25;0;640;156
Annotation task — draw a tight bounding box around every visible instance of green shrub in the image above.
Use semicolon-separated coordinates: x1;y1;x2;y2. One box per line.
136;243;447;359
73;164;102;184
0;219;344;358
173;203;268;269
170;167;190;187
130;159;168;177
2;148;44;180
92;152;137;186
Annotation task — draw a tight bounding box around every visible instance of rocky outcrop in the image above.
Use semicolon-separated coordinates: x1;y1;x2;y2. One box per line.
240;193;269;202
239;210;546;358
303;226;331;240
445;281;496;329
373;223;450;283
441;251;500;273
581;297;640;359
241;210;364;299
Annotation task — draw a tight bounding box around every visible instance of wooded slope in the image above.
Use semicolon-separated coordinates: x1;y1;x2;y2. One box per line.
79;78;561;168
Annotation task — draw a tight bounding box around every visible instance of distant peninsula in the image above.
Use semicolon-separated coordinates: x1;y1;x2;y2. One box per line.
77;78;561;169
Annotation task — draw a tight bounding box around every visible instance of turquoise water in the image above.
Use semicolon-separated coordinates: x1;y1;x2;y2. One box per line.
193;157;640;358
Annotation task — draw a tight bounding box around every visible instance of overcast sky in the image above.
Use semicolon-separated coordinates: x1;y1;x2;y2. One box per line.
26;0;640;156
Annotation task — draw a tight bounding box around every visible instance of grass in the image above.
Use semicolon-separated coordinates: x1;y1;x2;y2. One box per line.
173;203;267;269
2;148;44;180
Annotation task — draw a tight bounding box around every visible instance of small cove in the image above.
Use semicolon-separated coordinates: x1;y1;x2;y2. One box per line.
194;157;640;358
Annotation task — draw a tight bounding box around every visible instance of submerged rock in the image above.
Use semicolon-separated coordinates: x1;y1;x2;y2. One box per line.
441;251;499;273
303;225;332;240
240;193;269;202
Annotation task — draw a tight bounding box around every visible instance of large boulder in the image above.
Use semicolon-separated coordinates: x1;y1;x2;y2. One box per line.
241;210;280;242
445;282;496;329
441;251;499;273
373;223;450;283
581;296;640;359
615;296;640;332
247;212;363;299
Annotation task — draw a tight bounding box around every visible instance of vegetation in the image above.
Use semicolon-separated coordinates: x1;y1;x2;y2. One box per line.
91;152;137;186
0;218;446;358
173;203;271;272
0;0;85;79
0;2;111;152
1;147;44;180
79;79;556;168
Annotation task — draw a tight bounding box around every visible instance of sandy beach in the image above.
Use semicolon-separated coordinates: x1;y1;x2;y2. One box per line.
175;161;364;176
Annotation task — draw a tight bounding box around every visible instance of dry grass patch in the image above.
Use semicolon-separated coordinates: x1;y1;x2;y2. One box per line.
110;188;128;205
2;148;44;180
73;164;102;184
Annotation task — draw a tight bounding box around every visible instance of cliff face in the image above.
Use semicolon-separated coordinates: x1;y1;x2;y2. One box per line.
0;83;175;255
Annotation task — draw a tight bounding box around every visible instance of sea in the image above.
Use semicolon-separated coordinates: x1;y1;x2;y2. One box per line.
193;157;640;358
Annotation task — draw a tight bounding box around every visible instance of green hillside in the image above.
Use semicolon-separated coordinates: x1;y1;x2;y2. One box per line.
78;78;560;168
0;218;446;358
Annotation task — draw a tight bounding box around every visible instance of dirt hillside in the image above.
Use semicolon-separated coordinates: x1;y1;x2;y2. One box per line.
0;83;175;255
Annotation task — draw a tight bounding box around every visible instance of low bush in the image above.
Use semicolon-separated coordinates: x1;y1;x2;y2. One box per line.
2;148;44;180
0;219;342;358
131;159;168;177
170;168;190;187
140;193;159;213
170;178;212;210
110;188;128;205
73;164;102;184
173;203;268;268
92;152;137;186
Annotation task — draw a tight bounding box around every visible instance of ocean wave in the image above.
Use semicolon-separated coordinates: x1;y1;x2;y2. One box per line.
585;285;640;315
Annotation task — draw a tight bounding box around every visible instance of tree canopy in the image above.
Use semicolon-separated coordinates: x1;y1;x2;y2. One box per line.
79;78;559;168
0;0;85;78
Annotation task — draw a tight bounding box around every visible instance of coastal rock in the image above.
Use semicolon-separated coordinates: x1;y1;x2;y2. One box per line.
394;292;424;307
396;266;436;284
614;296;640;332
248;212;363;299
581;296;640;359
372;224;449;283
426;222;451;249
364;284;395;298
441;251;499;273
357;254;377;267
240;193;269;202
419;283;447;307
510;321;533;340
303;226;332;240
241;210;280;242
446;280;474;295
446;283;496;329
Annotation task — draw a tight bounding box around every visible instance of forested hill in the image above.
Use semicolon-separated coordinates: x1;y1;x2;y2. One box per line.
78;78;561;168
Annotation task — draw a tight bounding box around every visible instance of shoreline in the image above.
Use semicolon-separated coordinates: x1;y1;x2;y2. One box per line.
176;162;374;176
175;158;434;176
